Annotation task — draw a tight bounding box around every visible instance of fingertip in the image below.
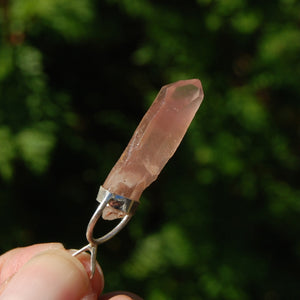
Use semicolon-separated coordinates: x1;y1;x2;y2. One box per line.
0;248;102;300
0;243;65;285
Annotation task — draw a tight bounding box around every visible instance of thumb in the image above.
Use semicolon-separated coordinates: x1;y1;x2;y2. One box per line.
0;248;102;300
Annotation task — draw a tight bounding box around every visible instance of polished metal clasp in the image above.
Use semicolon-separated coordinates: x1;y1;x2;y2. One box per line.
72;186;138;277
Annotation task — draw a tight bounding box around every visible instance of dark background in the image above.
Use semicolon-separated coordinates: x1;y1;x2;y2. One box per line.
0;0;299;299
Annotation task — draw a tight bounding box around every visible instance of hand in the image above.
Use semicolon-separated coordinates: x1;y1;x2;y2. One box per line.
0;243;142;300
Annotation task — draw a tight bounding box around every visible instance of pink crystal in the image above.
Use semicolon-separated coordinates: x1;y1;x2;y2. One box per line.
102;79;204;219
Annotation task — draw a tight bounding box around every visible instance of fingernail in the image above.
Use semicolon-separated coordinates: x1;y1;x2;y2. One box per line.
0;249;91;300
100;292;144;300
81;294;98;300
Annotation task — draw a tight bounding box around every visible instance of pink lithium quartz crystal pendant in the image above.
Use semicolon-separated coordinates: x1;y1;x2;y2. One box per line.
73;79;204;277
101;79;204;220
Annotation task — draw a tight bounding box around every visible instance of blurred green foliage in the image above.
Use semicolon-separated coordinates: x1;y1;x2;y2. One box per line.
0;0;300;299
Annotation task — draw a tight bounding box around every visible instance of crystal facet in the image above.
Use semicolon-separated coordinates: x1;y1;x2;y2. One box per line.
102;79;204;219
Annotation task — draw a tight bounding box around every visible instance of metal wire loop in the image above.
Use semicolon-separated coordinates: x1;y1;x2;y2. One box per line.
72;187;138;277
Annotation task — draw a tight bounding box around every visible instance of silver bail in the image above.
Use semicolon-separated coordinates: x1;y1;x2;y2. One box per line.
72;186;138;277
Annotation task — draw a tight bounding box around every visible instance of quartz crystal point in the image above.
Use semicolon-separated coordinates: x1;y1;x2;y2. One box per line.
102;79;204;220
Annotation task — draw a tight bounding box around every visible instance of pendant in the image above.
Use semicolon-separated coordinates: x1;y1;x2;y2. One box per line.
73;79;204;277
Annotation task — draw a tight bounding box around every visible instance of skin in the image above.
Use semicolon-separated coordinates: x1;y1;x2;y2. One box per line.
0;243;142;300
